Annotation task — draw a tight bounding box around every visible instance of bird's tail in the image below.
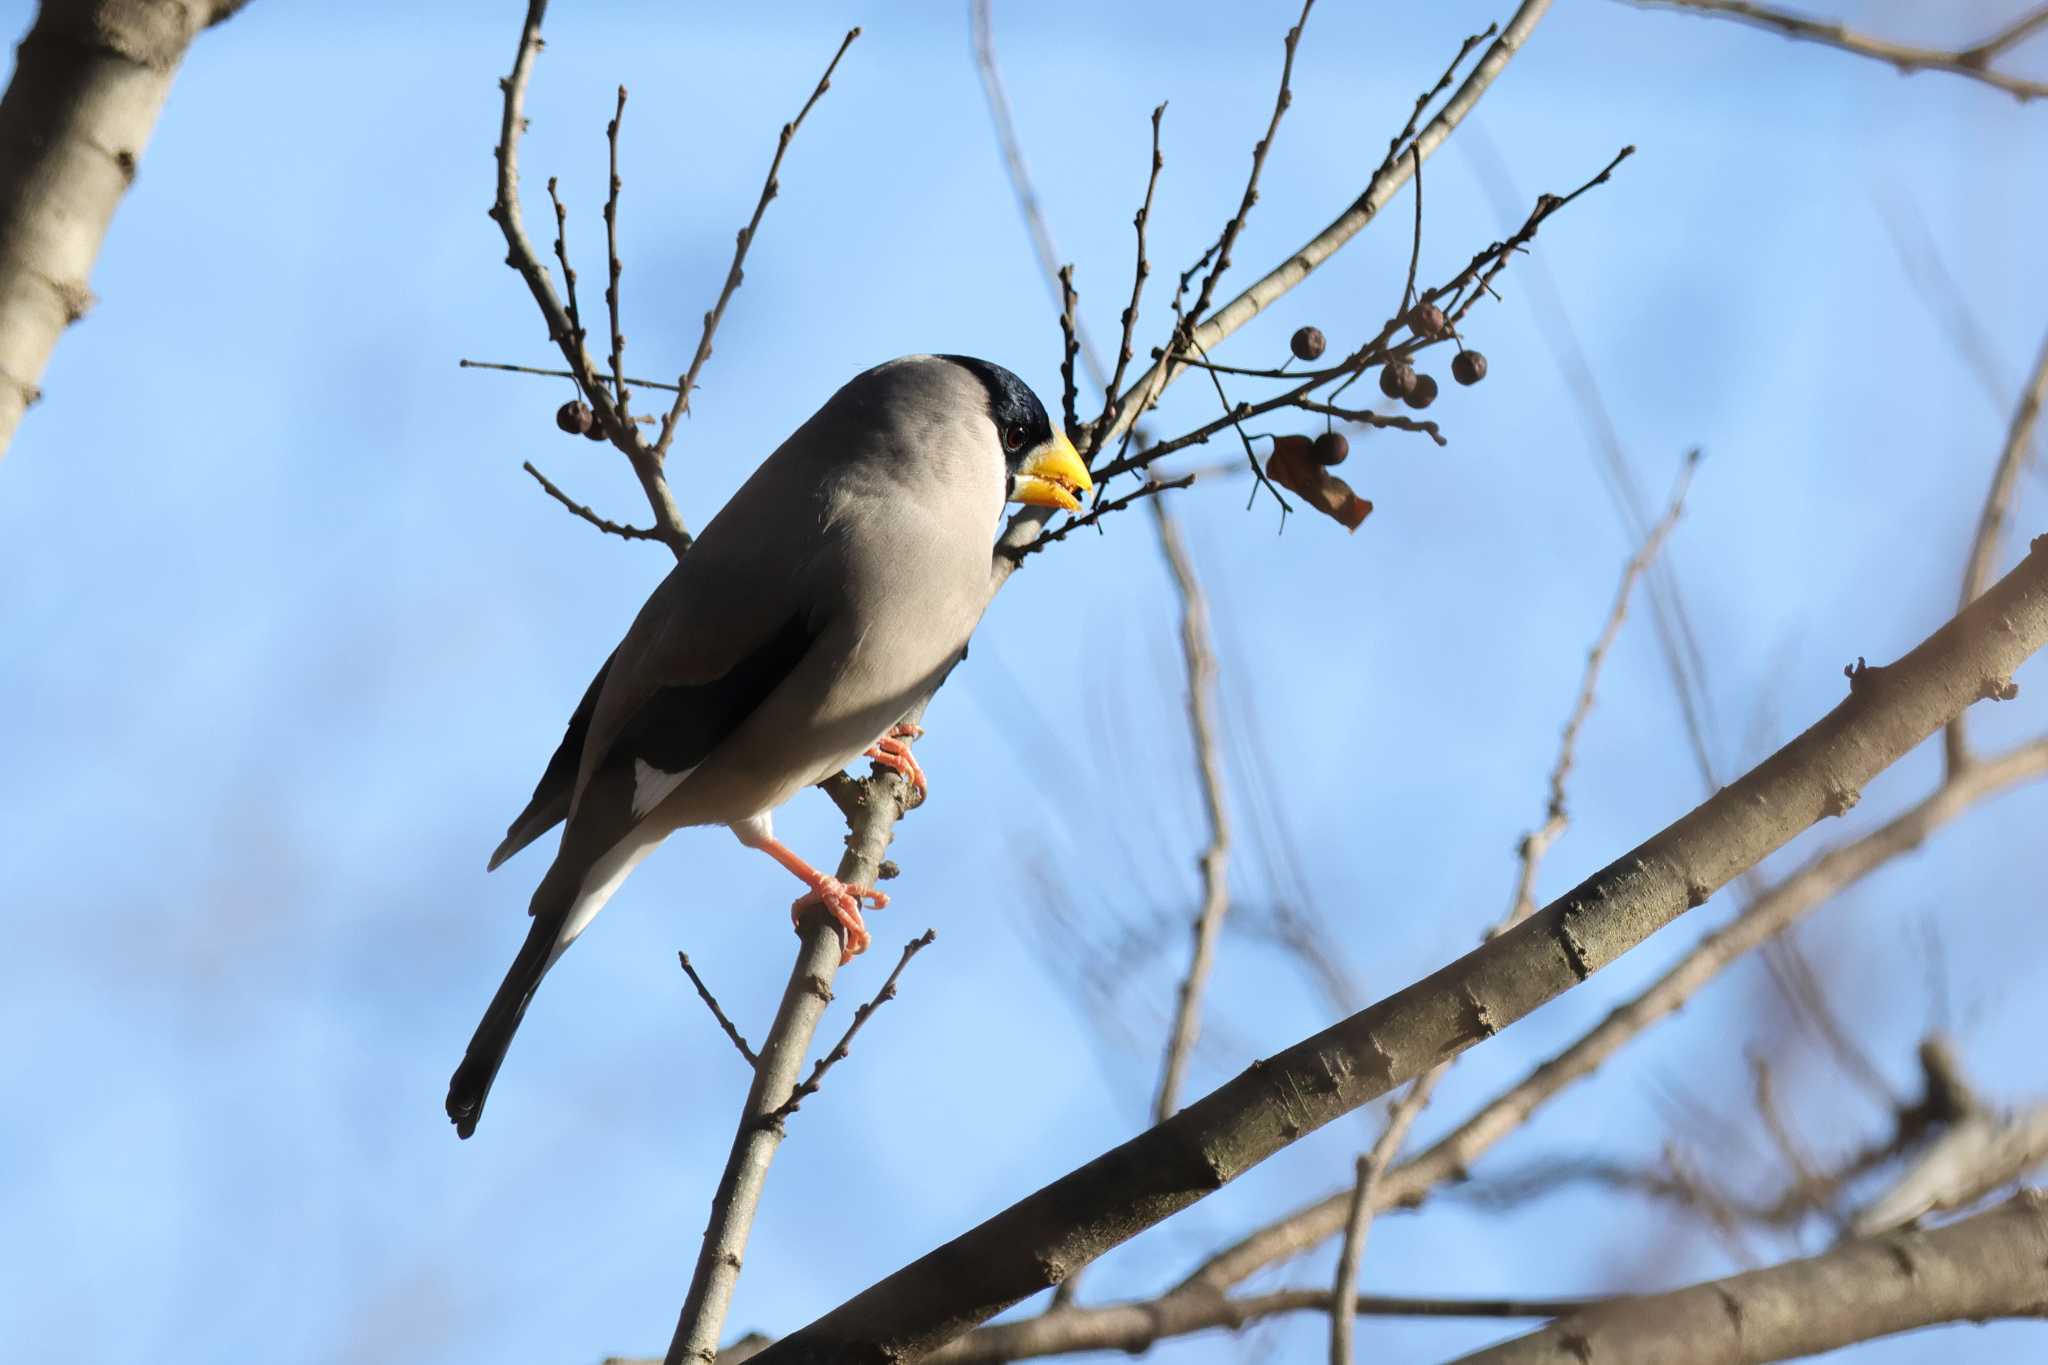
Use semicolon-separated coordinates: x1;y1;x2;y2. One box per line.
445;906;560;1139
446;833;656;1138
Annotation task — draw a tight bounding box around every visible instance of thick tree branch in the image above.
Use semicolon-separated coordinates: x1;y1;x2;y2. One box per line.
755;539;2048;1361
1452;1192;2048;1364
0;0;253;460
1179;730;2048;1298
1330;459;1689;1364
922;1289;1598;1364
1621;1;2048;102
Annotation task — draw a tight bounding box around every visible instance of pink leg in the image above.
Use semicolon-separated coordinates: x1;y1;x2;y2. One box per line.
750;834;886;963
862;722;928;799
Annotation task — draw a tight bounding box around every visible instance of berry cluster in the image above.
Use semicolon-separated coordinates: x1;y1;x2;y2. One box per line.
1375;305;1486;410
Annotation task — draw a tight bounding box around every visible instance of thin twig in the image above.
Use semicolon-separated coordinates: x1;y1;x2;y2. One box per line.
771;931;936;1121
546;178;584;354
1948;325;2048;774
1086;142;1626;487
521;461;662;542
970;0;1105;385
460;357;684;393
653;28;859;460
1622;0;2048;102
1044;7;1534;513
1179;0;1316;342
487;0;691;554
1092;104;1166;463
679;952;758;1069
1151;498;1232;1124
605;85;630;418
1056;265;1081;438
1005;475;1194;562
1507;451;1696;924
1399;145;1423;315
1328;1077;1435;1363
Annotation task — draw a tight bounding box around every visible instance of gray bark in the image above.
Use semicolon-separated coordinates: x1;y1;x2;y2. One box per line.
0;0;249;460
1452;1192;2048;1364
753;537;2048;1363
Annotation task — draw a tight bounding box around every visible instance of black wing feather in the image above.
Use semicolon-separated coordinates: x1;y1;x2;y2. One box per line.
606;611;816;784
487;649;616;870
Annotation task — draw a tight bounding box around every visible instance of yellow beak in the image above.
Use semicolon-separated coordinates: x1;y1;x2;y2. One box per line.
1008;431;1094;512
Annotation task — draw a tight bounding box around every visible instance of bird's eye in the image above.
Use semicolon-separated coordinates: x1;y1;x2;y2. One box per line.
1003;423;1028;453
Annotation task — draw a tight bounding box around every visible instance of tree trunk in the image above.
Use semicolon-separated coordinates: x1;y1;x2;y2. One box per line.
0;0;250;460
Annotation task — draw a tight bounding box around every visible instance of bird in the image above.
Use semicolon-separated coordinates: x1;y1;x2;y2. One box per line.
445;354;1092;1138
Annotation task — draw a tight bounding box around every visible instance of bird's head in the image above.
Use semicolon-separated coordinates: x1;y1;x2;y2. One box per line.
938;355;1094;512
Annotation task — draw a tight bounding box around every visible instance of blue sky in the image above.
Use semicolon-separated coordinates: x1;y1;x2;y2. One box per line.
3;1;2046;1361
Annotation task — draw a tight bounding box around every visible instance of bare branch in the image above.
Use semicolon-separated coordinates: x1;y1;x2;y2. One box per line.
1182;732;2048;1298
459;357;684;393
771;931;936;1122
1510;452;1696;923
678;952;758;1069
488;0;691;554
1055;264;1081;437
1092;104;1166;461
754;539;2048;1362
604;85;630;415
994;0;1557;567
969;0;1104;385
1453;1192;2048;1364
665;747;923;1364
1178;0;1316;339
1948;325;2048;774
922;1288;1598;1363
1621;0;2048;102
1004;474;1194;562
1855;1042;2048;1235
521;461;662;543
1329;1077;1435;1364
1151;499;1232;1124
652;28;859;461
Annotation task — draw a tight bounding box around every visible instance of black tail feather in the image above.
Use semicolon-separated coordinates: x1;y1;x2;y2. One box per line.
446;910;562;1139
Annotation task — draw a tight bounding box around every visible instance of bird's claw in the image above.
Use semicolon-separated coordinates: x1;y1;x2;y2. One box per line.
863;723;928;800
791;878;887;963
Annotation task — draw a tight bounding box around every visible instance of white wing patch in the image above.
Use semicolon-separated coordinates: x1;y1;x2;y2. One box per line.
632;758;695;819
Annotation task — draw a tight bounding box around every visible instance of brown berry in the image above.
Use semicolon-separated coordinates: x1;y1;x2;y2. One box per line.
1290;326;1326;362
1452;350;1488;385
1404;373;1439;410
1406;302;1448;339
1311;431;1349;466
582;413;609;442
1379;361;1416;400
556;400;593;435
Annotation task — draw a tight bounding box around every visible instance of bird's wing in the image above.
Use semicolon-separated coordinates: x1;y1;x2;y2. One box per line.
572;443;846;822
488;648;615;870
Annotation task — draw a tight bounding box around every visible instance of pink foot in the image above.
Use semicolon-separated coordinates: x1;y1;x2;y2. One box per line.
790;878;888;963
863;723;928;799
